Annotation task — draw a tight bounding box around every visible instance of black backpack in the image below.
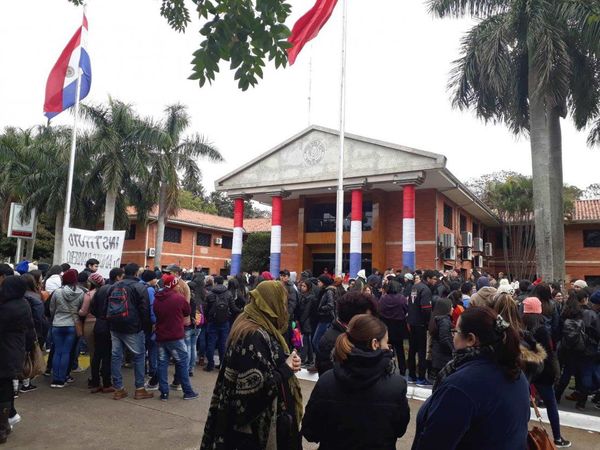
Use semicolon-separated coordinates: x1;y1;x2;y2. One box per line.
212;291;230;324
561;318;586;352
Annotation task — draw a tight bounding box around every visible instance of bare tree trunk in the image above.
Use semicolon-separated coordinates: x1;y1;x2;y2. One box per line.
529;70;566;282
104;188;117;231
53;210;64;266
154;183;168;269
25;215;38;261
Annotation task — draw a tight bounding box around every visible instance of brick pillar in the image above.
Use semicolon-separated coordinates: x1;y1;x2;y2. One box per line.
402;185;416;270
231;197;244;276
349;189;363;278
269;195;282;277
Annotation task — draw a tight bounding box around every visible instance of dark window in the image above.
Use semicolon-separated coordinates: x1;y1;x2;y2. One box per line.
221;236;233;249
306;202;373;232
164;226;182;243
584;276;600;288
583;230;600;248
443;203;453;229
473;223;480;238
196;232;211;247
125;223;136;240
459;214;467;232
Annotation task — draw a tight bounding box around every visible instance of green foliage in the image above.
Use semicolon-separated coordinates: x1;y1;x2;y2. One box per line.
178;190;218;214
207;191;270;218
241;232;271;273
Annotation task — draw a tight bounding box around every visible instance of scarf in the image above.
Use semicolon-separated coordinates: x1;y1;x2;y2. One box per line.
243;281;304;424
433;345;495;392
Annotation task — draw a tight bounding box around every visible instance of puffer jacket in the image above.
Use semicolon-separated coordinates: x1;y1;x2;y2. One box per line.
317;286;336;322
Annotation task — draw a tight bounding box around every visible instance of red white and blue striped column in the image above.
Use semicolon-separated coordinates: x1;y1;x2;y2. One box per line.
349;189;363;278
402;185;416;270
269;195;283;277
231;197;244;276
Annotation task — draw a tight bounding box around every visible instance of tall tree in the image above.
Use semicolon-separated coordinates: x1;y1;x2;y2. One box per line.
429;0;600;281
146;104;223;268
81;98;152;230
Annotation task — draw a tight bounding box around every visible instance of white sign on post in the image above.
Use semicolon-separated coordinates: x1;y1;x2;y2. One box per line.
62;227;126;279
7;203;36;239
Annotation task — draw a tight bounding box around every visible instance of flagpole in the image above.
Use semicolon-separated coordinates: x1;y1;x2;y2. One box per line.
334;0;348;277
63;5;86;231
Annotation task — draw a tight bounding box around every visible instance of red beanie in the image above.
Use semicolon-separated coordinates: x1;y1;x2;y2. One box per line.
62;269;79;286
261;271;274;281
161;274;178;289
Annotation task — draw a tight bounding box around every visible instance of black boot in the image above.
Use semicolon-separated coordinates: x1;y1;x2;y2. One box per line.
0;406;10;444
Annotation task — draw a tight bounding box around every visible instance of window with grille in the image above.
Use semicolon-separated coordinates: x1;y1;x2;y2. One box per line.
196;232;211;247
164;226;182;243
443;203;453;229
221;236;233;249
125;224;136;240
583;230;600;248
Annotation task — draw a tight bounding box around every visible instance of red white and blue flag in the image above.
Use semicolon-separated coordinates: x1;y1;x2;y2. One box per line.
44;15;91;119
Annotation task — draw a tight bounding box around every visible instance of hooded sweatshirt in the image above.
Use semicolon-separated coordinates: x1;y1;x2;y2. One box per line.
50;285;84;327
153;288;191;342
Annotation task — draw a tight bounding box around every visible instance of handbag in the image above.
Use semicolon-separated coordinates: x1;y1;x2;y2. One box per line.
527;395;555;450
276;380;293;448
23;341;46;379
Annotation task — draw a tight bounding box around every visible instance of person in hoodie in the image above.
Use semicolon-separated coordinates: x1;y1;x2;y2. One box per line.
0;276;34;445
204;276;240;372
153;274;198;401
378;279;409;376
302;314;410;450
48;269;84;388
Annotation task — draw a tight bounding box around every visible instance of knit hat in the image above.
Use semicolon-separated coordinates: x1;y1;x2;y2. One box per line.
573;280;588;289
590;290;600;305
260;271;274;281
318;275;333;286
496;279;514;296
357;269;367;281
523;297;543;314
15;260;30;275
476;276;490;290
161;274;178;289
62;269;79;286
404;273;414;281
88;272;105;288
470;286;497;308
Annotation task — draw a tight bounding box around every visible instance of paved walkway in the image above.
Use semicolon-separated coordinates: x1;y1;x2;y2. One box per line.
8;364;600;450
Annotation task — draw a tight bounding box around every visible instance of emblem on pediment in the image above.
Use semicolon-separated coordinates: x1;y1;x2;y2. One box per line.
303;140;326;166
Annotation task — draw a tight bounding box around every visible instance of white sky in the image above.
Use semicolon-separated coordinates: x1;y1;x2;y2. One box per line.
1;0;598;199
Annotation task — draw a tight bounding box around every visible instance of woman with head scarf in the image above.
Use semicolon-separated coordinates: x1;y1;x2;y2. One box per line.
201;281;303;450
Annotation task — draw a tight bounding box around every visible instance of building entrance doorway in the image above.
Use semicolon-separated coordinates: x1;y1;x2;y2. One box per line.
312;253;372;277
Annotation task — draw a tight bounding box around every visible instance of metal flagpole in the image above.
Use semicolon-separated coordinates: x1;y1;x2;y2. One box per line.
63;5;86;231
334;0;348;277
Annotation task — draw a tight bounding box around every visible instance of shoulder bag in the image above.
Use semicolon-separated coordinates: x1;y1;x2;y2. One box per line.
527;395;555;450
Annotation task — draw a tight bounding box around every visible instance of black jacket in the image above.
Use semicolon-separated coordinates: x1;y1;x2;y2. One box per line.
316;319;347;375
298;291;317;334
0;280;34;378
106;277;151;334
91;282;113;334
408;282;432;326
317;287;336;323
205;284;240;324
431;315;454;370
303;348;410;450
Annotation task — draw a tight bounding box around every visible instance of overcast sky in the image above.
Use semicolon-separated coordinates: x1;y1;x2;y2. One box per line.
1;0;598;201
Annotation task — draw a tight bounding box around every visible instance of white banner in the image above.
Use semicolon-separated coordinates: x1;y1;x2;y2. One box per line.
7;203;36;239
62;227;126;278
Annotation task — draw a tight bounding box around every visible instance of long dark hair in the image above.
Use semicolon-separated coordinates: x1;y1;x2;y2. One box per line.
428;297;452;335
458;306;522;380
448;290;463;308
533;283;554;317
561;292;583;320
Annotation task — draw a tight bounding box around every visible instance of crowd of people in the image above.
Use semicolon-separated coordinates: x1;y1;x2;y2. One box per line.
0;258;599;448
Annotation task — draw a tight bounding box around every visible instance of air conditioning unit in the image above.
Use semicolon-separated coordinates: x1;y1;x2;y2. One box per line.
214;237;223;245
474;255;484;268
461;248;473;261
439;233;455;249
460;231;473;248
484;243;493;257
147;248;156;257
443;247;456;261
473;237;484;252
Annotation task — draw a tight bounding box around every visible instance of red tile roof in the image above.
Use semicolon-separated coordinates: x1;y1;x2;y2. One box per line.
572;199;600;222
127;206;271;233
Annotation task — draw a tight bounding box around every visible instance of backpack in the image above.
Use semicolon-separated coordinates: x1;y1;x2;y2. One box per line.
561;318;586;352
106;283;136;325
212;291;230;324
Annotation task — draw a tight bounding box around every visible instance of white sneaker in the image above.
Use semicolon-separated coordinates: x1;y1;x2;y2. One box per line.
9;413;21;427
71;366;86;373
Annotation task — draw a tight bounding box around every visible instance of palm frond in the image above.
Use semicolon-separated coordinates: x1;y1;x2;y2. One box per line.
428;0;511;18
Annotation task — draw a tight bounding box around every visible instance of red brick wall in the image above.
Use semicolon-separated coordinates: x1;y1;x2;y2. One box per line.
565;224;600;281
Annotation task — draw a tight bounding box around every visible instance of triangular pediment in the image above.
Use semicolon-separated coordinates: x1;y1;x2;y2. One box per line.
216;126;446;191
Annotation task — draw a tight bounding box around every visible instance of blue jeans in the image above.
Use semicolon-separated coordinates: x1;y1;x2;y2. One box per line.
111;330;146;390
51;326;76;383
206;322;230;369
188;328;200;373
158;339;194;396
580;360;600;397
534;383;562;440
312;321;331;351
145;333;157;378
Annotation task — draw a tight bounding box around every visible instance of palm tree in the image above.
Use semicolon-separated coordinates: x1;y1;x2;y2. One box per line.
145;104;223;268
429;0;600;281
81;98;152;230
